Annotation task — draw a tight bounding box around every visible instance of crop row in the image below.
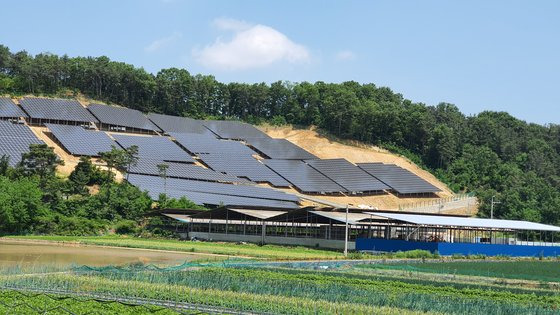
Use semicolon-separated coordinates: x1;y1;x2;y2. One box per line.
0;274;413;315
78;267;560;314
0;289;179;315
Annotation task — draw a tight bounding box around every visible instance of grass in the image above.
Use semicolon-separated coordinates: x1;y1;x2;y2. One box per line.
356;260;560;282
2;235;344;260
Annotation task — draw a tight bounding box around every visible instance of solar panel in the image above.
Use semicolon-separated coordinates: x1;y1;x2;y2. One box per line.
263;159;346;194
170;132;255;155
20;97;98;124
0;120;44;166
357;163;441;194
128;158;249;184
147;113;214;135
128;174;298;202
198;153;291;187
112;134;195;163
0;97;27;118
203;120;270;140
247;138;317;160
45;124;116;156
128;174;299;208
305;158;389;193
88;103;160;132
0;120;39;139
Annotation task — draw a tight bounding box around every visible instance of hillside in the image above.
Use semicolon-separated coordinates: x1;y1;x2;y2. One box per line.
1;44;559;225
260;125;469;212
15;95;462;212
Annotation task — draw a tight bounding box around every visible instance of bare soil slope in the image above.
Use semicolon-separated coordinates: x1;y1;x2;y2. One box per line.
260;125;458;210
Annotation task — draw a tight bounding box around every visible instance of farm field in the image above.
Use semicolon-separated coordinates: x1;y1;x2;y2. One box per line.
2;259;559;314
2;236;344;260
356;260;560;282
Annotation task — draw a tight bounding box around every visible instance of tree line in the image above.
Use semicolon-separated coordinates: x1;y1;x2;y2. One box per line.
0;144;201;235
0;45;559;226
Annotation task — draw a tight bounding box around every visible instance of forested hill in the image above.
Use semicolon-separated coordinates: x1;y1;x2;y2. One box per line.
0;45;559;225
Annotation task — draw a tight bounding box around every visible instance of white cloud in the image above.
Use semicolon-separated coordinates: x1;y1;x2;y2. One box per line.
194;19;310;71
213;17;251;31
145;32;182;53
336;50;356;61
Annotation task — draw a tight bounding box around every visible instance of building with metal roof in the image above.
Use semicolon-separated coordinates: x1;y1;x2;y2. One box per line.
158;206;560;255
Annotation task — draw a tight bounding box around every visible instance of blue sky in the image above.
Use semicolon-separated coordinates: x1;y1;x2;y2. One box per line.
2;0;559;124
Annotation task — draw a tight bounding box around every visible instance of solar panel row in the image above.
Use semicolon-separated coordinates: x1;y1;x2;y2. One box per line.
0;120;39;139
203;120;270;140
247;138;317;160
170;132;255;155
197;153;291;187
0;120;44;166
46;124;116;156
128;174;299;208
112;134;195;163
128;158;248;184
128;173;297;202
357;163;441;194
263;159;346;194
20;97;98;123
0;97;27;118
305;158;389;193
88;103;161;132
147;113;213;135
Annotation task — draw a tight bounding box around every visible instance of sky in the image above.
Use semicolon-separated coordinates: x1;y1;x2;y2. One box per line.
1;0;559;125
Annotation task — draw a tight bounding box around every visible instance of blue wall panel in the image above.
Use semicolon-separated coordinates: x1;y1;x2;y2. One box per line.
356;238;560;257
355;238;439;253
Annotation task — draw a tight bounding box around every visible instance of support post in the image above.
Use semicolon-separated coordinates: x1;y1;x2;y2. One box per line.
344;204;349;257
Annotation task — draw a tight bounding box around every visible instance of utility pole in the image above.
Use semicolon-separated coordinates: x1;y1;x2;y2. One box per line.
490;196;501;219
344;204;349;257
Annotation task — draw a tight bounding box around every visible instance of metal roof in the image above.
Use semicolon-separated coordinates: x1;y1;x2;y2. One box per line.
162;213;193;223
309;211;373;225
366;212;560;232
229;208;288;220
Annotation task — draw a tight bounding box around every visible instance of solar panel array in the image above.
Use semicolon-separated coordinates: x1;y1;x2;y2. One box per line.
170;132;255;155
263;159;346;193
0;120;44;166
88;103;160;132
128;174;299;208
45;124;116;156
147;113;213;135
128;158;248;184
198;153;291;187
20;97;98;123
306;158;390;193
247;138;317;160
357;163;441;194
203;120;270;140
0;97;27;118
112;134;195;163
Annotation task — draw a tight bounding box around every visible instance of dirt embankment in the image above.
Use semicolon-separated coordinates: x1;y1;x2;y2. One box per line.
260;125;465;211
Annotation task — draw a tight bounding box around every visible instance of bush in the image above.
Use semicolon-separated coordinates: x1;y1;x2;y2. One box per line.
114;220;138;235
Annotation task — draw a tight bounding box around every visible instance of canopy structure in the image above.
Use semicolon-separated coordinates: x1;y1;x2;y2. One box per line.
366;212;560;232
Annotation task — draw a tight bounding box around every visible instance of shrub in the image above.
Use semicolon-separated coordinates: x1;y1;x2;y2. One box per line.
114;220;138;235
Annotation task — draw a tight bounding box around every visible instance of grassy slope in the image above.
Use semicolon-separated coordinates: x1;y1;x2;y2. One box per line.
3;235;343;260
